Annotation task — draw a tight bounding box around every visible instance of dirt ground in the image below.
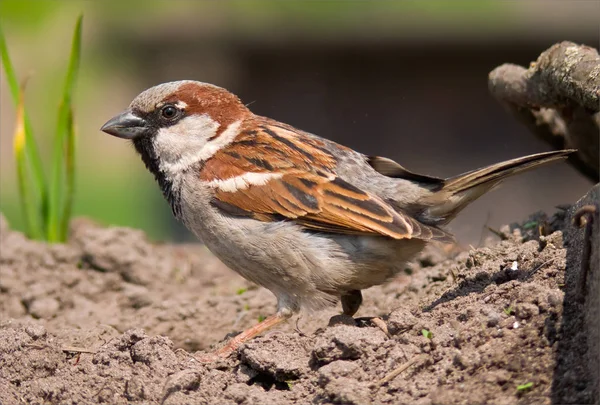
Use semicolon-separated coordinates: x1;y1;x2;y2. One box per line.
0;201;596;404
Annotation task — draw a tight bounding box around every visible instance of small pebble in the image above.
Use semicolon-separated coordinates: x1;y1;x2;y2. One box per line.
25;324;47;340
486;311;501;327
513;321;520;329
547;291;562;307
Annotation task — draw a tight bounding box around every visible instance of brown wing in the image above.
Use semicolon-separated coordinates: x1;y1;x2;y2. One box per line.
201;121;452;241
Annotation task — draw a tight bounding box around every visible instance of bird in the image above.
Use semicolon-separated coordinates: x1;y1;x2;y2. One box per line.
101;80;573;359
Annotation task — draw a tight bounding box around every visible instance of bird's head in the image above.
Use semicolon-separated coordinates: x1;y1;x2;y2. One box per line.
101;80;250;176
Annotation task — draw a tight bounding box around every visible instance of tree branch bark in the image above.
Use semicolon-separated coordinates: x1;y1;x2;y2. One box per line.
489;41;600;182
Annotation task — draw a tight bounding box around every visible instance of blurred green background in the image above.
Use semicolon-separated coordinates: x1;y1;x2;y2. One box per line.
1;1;597;243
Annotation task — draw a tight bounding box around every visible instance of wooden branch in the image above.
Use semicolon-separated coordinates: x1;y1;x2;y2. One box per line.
489;42;600;182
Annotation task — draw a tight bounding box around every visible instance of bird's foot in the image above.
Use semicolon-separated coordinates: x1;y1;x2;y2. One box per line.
193;312;289;363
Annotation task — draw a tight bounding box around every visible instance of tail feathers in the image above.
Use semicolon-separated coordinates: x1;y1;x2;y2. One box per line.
425;149;574;222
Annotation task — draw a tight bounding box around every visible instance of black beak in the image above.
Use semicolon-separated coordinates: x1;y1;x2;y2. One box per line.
101;110;148;139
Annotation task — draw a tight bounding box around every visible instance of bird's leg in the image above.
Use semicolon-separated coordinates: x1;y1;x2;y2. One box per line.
341;290;390;337
201;308;292;361
341;290;363;316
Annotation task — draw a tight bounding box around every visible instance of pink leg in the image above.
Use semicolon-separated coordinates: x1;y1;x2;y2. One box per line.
197;311;290;362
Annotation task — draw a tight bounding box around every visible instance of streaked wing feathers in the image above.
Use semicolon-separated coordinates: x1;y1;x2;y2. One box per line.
202;122;453;242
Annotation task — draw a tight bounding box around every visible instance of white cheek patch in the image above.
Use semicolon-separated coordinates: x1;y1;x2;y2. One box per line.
153;114;218;166
207;172;284;192
197;120;241;161
153;115;241;177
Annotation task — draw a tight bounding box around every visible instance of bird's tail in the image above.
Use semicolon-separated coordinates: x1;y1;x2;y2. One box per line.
423;150;574;223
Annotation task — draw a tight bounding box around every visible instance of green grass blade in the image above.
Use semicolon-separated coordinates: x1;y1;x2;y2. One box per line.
60;107;76;240
0;24;19;100
13;86;44;239
47;15;82;242
63;15;83;104
0;22;48;234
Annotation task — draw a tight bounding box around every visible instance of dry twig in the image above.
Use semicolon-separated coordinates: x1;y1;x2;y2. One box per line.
489;42;600;181
370;317;392;338
24;343;96;354
372;354;425;388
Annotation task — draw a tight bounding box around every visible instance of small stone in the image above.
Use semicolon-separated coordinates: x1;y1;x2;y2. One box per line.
25;324;47;340
486;311;501;327
547;291;563;307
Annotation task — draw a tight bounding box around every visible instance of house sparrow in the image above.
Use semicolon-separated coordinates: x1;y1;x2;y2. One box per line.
101;80;573;358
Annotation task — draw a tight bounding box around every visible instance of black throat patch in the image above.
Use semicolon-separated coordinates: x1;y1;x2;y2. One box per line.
132;136;182;219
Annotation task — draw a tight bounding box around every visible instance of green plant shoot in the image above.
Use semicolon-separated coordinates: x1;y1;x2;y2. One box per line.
48;15;82;242
517;382;533;392
421;329;433;339
1;15;83;242
1;27;46;239
12;84;44;240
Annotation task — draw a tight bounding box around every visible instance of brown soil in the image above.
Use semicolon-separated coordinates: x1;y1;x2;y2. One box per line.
0;205;595;405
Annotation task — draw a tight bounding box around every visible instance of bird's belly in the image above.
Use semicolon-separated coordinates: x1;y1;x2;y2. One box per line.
179;186;426;310
187;210;346;310
329;235;427;290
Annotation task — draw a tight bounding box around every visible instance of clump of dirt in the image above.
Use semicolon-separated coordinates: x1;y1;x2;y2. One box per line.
0;205;594;404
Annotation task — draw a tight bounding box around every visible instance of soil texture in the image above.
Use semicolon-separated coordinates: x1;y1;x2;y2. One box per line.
0;204;595;404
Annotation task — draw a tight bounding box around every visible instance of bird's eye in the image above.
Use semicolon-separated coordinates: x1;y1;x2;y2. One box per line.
160;105;179;120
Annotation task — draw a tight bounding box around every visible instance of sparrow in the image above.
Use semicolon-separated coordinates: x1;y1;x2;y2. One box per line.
101;80;573;358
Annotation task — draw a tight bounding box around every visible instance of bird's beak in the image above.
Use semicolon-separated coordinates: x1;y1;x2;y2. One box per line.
101;110;148;139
